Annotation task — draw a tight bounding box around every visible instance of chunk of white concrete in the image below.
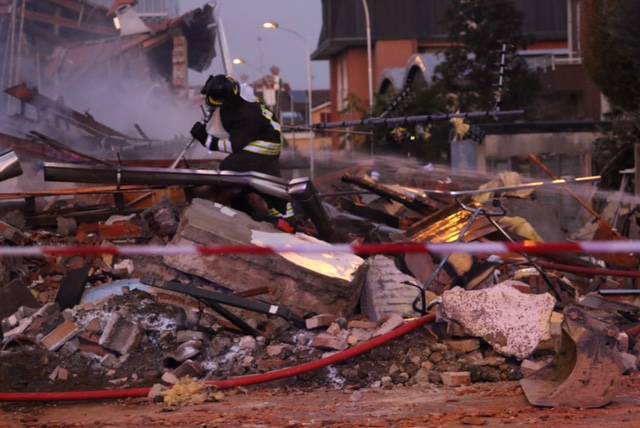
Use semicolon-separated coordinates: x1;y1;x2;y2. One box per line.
440;281;555;359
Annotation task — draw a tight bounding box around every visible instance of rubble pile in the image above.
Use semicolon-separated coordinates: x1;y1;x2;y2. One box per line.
0;158;638;410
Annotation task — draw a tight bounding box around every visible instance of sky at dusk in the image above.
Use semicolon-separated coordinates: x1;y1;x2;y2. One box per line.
180;0;330;89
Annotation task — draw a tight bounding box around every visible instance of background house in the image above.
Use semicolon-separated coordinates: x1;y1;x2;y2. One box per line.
312;0;604;124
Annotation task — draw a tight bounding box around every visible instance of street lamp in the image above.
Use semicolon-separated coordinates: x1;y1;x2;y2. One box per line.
232;57;261;74
361;0;374;158
361;0;374;114
262;21;315;179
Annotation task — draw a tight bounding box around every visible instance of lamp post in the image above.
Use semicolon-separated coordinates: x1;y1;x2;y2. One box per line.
263;21;315;179
232;58;261;74
361;0;374;157
361;0;373;113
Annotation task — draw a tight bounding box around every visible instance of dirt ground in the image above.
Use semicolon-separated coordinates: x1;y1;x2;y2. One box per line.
2;374;640;428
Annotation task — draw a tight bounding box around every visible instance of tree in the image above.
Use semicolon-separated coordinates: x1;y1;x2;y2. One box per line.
433;0;539;112
584;1;640;190
584;0;640;112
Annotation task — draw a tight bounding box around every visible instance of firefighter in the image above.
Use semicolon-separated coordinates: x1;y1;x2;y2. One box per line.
190;74;293;222
190;74;283;176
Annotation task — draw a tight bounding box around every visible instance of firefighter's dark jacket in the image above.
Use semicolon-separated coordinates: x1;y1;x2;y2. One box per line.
203;98;283;176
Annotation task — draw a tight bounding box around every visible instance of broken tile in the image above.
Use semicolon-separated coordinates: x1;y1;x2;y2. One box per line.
40;319;79;351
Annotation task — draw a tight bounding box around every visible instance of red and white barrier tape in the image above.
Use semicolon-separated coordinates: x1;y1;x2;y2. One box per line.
0;241;639;258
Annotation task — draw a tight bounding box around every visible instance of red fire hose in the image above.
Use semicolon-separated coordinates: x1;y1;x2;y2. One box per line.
0;315;436;402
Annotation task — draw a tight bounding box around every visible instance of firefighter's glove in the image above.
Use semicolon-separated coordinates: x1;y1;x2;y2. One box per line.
190;121;209;145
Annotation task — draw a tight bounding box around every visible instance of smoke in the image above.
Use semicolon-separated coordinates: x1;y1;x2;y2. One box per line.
51;72;201;141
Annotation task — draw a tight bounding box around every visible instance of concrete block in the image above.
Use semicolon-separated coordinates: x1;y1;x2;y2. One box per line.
440;282;555;359
164;199;366;317
440;371;471;387
99;313;141;355
361;256;420;322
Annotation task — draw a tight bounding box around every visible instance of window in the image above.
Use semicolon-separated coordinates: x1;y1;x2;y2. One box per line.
336;55;349;111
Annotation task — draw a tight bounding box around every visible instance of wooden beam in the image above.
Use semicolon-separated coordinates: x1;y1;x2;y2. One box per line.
24;9;116;36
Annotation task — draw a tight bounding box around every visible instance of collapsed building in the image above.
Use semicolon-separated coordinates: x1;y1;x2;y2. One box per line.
0;111;638;409
0;0;637;419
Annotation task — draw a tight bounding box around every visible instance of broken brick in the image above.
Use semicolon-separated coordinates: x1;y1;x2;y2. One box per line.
40;319;79;351
347;328;373;345
98;222;144;240
75;223;99;243
161;372;179;385
311;333;348;351
305;314;338;330
373;314;404;337
49;366;70;382
440;371;472;387
520;359;551;377
78;340;111;357
266;344;286;357
171;360;204;379
445;338;481;353
165;340;202;364
176;330;206;343
347;319;377;330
